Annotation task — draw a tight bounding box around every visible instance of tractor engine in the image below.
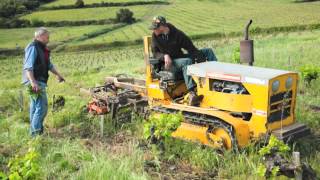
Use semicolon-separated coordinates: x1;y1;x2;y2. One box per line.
211;79;249;94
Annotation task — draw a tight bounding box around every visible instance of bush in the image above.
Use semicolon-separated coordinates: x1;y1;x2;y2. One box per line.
38;0;55;2
31;18;45;27
0;0;54;19
0;17;30;28
16;4;27;14
0;0;17;18
232;46;240;63
75;0;85;8
299;65;320;85
22;0;40;10
0;17;6;28
39;1;170;11
115;8;135;24
8;18;30;28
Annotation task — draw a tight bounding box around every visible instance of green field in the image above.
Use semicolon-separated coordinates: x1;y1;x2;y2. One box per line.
21;5;155;22
71;0;320;45
0;25;114;49
42;0;160;7
0;0;320;179
1;30;319;179
0;0;318;50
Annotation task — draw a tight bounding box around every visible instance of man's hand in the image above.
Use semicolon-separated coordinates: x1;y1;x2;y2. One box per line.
57;75;65;83
164;54;172;70
30;81;39;93
194;51;207;63
50;67;65;82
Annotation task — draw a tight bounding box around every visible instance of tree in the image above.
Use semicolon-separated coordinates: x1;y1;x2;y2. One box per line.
31;18;44;27
115;8;135;24
0;0;17;18
22;0;40;10
75;0;85;8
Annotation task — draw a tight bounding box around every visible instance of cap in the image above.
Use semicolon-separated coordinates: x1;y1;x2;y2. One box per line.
149;16;166;30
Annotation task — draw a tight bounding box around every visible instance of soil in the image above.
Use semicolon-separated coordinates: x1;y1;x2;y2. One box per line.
46;124;217;179
0;144;11;173
0;145;11;157
145;160;216;180
309;105;320;112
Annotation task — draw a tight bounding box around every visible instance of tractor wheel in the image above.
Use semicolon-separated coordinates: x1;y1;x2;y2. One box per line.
206;119;238;151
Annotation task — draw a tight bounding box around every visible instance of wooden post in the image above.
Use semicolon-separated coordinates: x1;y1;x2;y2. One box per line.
19;90;24;112
100;115;104;137
52;94;55;111
293;151;302;180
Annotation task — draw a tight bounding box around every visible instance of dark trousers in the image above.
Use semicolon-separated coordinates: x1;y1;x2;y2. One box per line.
170;48;217;90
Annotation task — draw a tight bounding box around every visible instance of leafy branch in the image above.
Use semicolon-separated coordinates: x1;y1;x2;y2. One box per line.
144;113;183;141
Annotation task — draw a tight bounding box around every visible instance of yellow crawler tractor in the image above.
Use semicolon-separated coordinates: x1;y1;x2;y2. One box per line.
89;31;310;150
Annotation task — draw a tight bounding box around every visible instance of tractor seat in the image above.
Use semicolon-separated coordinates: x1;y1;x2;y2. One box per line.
157;71;176;81
150;58;174;80
149;58;184;89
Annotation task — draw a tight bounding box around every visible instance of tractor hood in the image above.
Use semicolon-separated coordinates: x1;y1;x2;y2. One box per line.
187;62;297;86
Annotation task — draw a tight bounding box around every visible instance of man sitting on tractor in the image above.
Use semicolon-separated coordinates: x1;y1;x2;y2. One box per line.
149;16;218;106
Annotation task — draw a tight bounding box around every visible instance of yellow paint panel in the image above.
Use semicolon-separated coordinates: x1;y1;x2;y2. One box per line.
247;116;267;138
243;83;269;111
203;92;252;112
163;104;250;148
172;123;223;148
147;80;168;99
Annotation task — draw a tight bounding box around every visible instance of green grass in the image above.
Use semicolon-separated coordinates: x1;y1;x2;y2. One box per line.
1;0;320;177
21;5;155;22
71;0;320;45
0;0;318;50
42;0;157;7
0;30;319;179
0;25;114;49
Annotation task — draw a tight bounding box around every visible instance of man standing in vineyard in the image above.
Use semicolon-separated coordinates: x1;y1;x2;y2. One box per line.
22;27;65;137
149;16;218;106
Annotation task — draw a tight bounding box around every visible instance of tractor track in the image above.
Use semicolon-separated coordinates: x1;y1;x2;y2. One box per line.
150;106;239;151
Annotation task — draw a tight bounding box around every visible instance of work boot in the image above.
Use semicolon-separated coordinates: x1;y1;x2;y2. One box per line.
188;91;203;106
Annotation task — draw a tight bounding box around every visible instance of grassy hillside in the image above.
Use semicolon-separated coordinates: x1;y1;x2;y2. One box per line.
43;0;159;7
68;0;320;45
21;5;154;22
0;0;319;50
0;1;319;178
163;0;320;33
0;25;115;49
0;30;319;179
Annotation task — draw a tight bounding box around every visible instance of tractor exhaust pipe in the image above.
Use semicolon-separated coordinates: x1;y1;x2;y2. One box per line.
240;20;254;66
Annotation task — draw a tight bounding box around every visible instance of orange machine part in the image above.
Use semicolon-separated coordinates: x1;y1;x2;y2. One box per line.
88;101;108;115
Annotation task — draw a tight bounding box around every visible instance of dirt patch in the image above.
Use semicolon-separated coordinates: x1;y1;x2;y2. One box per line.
145;160;216;180
298;89;305;95
309;105;320;112
77;131;137;157
0;145;12;173
46;122;94;139
105;131;137;156
46;127;217;179
0;145;11;157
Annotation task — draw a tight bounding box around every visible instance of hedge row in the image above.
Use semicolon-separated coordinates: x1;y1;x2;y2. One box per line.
62;23;320;52
74;23;127;42
0;17;139;28
190;23;320;40
39;1;169;11
1;23;320;55
36;19;116;27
